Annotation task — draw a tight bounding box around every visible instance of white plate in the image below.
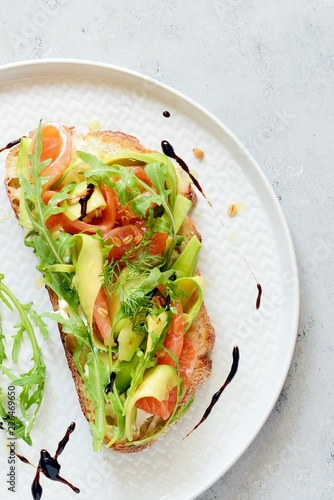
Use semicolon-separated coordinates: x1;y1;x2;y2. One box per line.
0;60;299;500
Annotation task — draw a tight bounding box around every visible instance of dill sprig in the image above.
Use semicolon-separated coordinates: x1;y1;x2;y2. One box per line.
102;225;165;289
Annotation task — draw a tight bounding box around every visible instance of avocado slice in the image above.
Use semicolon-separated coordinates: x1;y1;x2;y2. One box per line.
125;364;178;441
71;234;105;349
118;318;146;362
62;181;106;221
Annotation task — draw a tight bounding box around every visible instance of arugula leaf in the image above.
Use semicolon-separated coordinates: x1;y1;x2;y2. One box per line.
0;275;46;443
77;151;141;206
150;216;172;235
79;151;176;235
0;317;7;364
0;392;32;445
145;162;171;203
28;306;49;341
45;311;90;346
105;386;125;445
78;150;178;276
44;310;109;452
18;122;78;311
83;350;109;452
12;323;24;364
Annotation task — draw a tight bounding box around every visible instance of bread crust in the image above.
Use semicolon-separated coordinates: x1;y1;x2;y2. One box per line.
4;127;215;452
5;144;21;218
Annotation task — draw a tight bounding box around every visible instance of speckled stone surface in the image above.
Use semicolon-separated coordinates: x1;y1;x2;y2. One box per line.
0;1;333;499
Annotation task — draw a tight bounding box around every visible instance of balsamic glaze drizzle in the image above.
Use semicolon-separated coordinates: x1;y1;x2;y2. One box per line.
244;259;263;310
16;453;31;464
16;422;80;499
185;346;240;438
161;140;209;201
105;372;117;394
256;283;262;310
79;183;95;220
55;421;75;459
32;468;42;500
0;137;23;153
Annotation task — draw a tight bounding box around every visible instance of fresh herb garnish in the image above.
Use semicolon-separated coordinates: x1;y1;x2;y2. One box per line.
11;121;203;451
44;310;108;452
100;221;165;294
16;122;108;452
77;152;176;259
0;274;47;444
19;122;78;312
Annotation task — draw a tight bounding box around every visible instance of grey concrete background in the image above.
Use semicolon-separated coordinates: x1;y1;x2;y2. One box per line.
1;1;333;498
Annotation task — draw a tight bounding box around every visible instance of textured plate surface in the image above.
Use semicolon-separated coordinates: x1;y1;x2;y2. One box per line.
0;60;298;500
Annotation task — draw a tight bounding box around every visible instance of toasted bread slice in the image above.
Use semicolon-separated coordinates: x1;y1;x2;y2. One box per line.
4;127;215;452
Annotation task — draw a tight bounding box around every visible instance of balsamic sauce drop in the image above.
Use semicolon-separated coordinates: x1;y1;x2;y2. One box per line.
79;183;95;220
16;422;80;499
244;259;263;310
54;421;75;458
185;346;240;438
165;294;171;310
0;137;23;153
162;110;171;117
16;453;31;464
105;372;117;394
256;283;262;310
32;468;42;500
161;140;208;201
